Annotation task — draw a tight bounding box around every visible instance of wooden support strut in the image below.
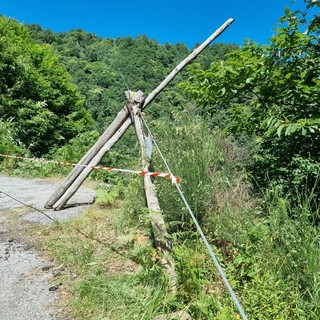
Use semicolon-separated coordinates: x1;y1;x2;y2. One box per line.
53;117;132;210
45;106;131;209
142;18;234;110
53;91;144;209
45;18;234;210
127;91;177;292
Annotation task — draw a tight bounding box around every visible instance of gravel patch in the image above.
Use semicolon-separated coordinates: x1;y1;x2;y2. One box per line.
0;175;96;224
0;175;96;320
0;241;57;320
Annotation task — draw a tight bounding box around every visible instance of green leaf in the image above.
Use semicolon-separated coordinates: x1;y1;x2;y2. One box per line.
285;125;292;136
285;6;290;15
266;117;276;128
285;73;292;79
277;124;285;137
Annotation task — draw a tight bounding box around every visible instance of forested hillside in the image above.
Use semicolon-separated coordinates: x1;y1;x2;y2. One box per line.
0;17;92;155
27;24;238;131
0;16;237;157
0;1;319;319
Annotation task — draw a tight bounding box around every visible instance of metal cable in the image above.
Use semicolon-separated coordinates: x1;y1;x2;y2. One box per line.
0;190;56;222
140;116;248;320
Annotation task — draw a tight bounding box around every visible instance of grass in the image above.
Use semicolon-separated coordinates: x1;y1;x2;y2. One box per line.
148;111;320;319
3;110;319;319
37;179;180;320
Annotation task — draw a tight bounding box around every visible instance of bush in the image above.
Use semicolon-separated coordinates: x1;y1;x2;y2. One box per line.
0;120;28;172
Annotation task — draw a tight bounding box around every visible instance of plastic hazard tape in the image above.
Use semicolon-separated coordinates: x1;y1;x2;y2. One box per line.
0;154;180;183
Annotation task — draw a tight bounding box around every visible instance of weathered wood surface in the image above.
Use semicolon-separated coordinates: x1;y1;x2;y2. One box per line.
45;106;130;208
52;117;132;210
128;91;177;292
142;18;234;109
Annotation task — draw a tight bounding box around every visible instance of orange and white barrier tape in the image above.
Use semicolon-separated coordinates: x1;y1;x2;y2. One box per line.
0;154;180;183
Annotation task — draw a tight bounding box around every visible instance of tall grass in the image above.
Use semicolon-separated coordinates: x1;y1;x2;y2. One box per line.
149;110;320;319
40;179;175;320
152;111;234;229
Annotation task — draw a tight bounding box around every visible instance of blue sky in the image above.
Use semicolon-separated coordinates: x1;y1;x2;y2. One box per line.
0;0;310;47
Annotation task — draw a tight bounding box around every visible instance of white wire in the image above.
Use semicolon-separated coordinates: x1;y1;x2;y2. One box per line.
141;116;248;320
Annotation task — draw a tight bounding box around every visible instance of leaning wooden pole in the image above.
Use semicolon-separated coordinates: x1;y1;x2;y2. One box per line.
128;91;177;292
52;117;132;210
45;106;130;208
142;18;234;109
52;92;145;210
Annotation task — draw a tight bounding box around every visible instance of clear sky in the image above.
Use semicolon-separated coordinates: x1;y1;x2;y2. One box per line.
0;0;309;47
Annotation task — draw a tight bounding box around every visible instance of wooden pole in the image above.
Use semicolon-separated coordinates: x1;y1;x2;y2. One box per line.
45;106;130;208
52;117;132;210
142;18;234;109
129;92;177;292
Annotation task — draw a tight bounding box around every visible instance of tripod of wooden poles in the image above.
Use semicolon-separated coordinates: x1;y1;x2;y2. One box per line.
45;19;234;294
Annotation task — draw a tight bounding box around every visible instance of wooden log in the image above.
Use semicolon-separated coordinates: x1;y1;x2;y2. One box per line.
144;174;178;292
125;90;145;119
52;117;132;210
129;93;177;292
142;18;234;110
45;106;130;208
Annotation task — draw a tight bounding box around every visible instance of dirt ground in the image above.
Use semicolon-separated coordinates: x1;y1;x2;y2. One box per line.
0;175;95;320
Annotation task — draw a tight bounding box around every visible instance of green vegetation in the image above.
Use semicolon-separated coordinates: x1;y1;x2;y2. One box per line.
180;0;320;203
40;179;172;320
27;24;238;131
149;112;319;319
37;112;319;319
0;17;92;155
1;1;319;319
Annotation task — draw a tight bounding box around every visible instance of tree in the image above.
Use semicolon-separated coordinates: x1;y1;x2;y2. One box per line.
180;0;320;197
0;17;92;155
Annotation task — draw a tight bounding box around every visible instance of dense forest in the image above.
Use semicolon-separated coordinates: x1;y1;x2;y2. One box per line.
0;0;319;319
27;24;238;131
